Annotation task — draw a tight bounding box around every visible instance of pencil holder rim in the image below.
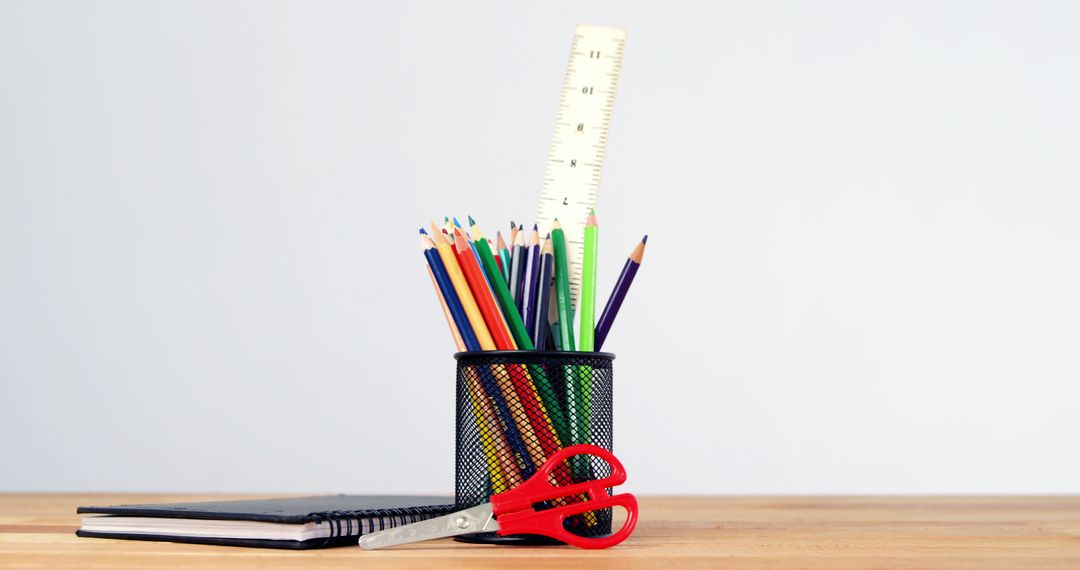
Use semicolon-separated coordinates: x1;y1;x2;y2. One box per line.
453;350;615;361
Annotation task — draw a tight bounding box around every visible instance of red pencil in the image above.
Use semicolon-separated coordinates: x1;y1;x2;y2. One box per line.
454;228;517;350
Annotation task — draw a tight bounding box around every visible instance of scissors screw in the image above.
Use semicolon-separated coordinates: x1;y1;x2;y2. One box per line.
456;516;470;530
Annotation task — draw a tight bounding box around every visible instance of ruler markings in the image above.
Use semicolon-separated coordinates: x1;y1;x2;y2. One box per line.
535;25;625;310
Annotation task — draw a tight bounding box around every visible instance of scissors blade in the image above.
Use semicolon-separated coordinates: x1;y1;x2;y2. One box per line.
358;504;499;550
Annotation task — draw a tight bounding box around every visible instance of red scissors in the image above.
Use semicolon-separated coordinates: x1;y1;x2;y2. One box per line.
359;444;638;550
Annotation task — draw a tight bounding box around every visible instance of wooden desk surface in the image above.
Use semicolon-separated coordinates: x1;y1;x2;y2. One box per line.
2;494;1078;569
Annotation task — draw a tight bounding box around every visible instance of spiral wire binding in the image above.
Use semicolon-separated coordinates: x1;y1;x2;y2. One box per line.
308;505;451;547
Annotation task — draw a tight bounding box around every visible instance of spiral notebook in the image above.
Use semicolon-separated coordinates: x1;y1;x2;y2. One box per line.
76;495;456;549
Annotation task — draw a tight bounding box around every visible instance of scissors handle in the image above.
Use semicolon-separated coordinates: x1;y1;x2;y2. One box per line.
491;444;638;549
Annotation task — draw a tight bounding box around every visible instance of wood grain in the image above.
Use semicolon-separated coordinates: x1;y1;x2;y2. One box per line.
2;494;1079;569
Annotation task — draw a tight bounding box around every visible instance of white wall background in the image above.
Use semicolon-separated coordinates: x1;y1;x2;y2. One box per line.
2;0;1079;495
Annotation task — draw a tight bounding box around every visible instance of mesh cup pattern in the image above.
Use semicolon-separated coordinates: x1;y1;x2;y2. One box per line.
455;351;614;538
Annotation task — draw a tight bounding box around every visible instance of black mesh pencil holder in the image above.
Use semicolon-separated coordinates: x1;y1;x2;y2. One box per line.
454;350;615;546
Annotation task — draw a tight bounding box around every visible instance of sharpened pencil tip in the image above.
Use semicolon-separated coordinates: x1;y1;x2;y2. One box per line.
419;228;427;235
467;215;476;226
642;235;648;243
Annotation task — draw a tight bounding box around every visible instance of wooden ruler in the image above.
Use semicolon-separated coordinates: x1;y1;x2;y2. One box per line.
536;24;627;309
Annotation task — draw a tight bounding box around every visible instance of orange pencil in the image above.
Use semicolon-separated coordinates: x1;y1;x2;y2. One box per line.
454;228;518;350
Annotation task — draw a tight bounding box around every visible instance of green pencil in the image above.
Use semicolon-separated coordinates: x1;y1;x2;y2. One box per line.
551;220;576;352
497;231;512;284
574;211;598;468
578;210;599;352
553;220;589;480
471;223;534;350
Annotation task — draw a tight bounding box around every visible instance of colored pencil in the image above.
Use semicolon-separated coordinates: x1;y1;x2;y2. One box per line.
571;212;599;478
497;231;512;284
493;246;505;278
447;228;460;253
551;219;576;352
509;229;528;314
509;221;519;249
594;235;647;351
463;218;493;288
453;228;517;350
465;216;512;322
578;210;599;352
429;223;495;350
421;231;479;351
522;226;543;345
547;277;562;351
469;223;535;350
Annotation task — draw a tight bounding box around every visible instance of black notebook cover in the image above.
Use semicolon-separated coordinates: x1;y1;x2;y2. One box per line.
77;495;456;549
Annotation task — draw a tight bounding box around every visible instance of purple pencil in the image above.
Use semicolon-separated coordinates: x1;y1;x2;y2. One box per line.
594;235;648;351
520;225;542;342
510;229;528;314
